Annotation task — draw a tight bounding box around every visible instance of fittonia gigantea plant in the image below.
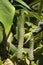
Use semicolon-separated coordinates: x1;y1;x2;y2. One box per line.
17;9;25;59
25;21;43;61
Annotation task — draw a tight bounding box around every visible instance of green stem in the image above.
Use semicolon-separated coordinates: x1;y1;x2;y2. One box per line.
28;34;34;61
17;9;25;59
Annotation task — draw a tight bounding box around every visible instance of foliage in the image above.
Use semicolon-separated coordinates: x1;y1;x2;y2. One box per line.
0;0;15;35
0;0;43;65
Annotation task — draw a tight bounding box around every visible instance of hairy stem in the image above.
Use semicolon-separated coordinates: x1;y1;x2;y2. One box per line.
17;9;25;59
28;34;34;61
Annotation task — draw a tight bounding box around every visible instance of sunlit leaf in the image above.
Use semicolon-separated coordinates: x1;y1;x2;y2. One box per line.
3;58;14;65
0;0;15;35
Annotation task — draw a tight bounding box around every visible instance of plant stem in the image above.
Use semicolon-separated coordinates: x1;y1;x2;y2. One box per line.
17;9;25;59
28;34;34;61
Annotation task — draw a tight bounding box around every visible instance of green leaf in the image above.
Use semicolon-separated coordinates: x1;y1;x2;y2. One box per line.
0;26;3;43
0;57;3;65
15;0;31;10
0;0;15;35
10;43;17;53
